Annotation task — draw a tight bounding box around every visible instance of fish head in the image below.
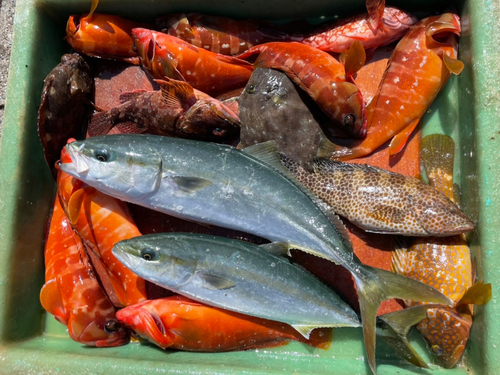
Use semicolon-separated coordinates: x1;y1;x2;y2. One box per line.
60;136;162;201
112;235;199;289
412;191;475;236
330;81;367;138
419;306;471;368
425;13;461;52
179;98;241;143
116;302;174;349
68;313;129;347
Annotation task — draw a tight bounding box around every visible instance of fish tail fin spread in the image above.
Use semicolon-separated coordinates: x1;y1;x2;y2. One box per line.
377;305;437;368
354;266;452;374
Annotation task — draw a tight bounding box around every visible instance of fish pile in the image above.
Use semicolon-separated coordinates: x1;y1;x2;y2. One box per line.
36;0;490;373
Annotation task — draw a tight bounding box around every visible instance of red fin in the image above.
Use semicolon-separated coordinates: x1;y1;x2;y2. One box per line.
40;279;67;324
341;40;366;79
87;0;99;22
111;122;147;134
89;111;114;137
366;0;385;31
119;90;148;104
456;281;492;306
388;118;420;156
155;78;197;110
137;309;174;349
67;188;86;225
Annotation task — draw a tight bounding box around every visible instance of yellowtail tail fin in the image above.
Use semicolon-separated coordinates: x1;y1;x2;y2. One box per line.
355;266;452;374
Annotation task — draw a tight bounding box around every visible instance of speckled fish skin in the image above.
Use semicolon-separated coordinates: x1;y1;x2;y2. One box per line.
60;134;453;375
88;78;240;143
300;6;417;53
280;154;474;236
238;68;348;170
40;187;129;346
116;295;333;351
237;42;367;139
112;233;361;334
38;53;92;178
391;134;479;368
331;13;463;160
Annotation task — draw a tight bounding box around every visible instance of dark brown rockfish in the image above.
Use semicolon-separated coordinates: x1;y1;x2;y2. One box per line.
88;78;240;144
281;154;474;236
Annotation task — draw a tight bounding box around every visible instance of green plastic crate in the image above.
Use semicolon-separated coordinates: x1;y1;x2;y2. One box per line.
1;0;499;373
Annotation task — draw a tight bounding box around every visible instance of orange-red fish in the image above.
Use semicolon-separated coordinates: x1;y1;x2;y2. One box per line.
331;13;464;160
157;13;279;55
65;0;152;64
58;142;148;308
40;179;129;346
391;134;491;368
237;41;367;138
299;2;417;53
116;295;332;351
131;28;254;96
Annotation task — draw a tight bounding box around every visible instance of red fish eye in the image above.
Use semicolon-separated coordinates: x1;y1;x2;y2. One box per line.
343;114;356;128
212;128;226;136
104;320;121;333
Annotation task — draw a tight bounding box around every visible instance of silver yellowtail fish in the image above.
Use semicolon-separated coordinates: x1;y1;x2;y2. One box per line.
280;154;474;236
113;232;434;368
61;134;451;374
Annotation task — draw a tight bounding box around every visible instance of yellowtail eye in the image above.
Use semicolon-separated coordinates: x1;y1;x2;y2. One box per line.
94;149;110;162
141;248;158;261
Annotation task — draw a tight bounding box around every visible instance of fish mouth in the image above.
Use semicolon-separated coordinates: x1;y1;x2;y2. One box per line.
112;242;143;271
60;142;90;176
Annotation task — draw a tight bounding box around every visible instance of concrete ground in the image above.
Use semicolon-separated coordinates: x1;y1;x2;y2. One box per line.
0;0;15;136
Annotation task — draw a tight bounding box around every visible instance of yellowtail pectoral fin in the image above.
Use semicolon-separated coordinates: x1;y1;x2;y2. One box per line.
259;242;292;257
388;118;420;156
168;176;212;193
341;40;366;79
456;280;492;306
291;325;318;339
443;53;464;75
199;273;236;290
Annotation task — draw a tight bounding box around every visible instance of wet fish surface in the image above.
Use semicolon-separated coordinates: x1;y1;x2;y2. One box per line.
280;154;474;236
60;134;451;374
238;67;344;170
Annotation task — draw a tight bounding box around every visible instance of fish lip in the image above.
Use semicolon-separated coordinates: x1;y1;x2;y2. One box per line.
60;143;90;176
112;243;142;272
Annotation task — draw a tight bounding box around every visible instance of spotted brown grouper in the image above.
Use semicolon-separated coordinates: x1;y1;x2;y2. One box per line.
392;134;491;368
280;154;474;236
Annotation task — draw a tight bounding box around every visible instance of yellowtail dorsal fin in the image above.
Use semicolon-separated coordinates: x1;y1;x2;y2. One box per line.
259;242;292;257
456;281;492;306
291;324;351;339
341;40;366;79
388;118;420;156
443;53;464;75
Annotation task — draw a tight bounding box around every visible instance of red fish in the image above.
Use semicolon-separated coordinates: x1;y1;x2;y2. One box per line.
57;143;148;308
131;28;254;96
65;1;152;64
299;2;417;53
157;13;279;55
392;134;491;368
237;41;367;138
40;175;129;346
330;13;464;160
88;78;240;143
116;296;332;351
